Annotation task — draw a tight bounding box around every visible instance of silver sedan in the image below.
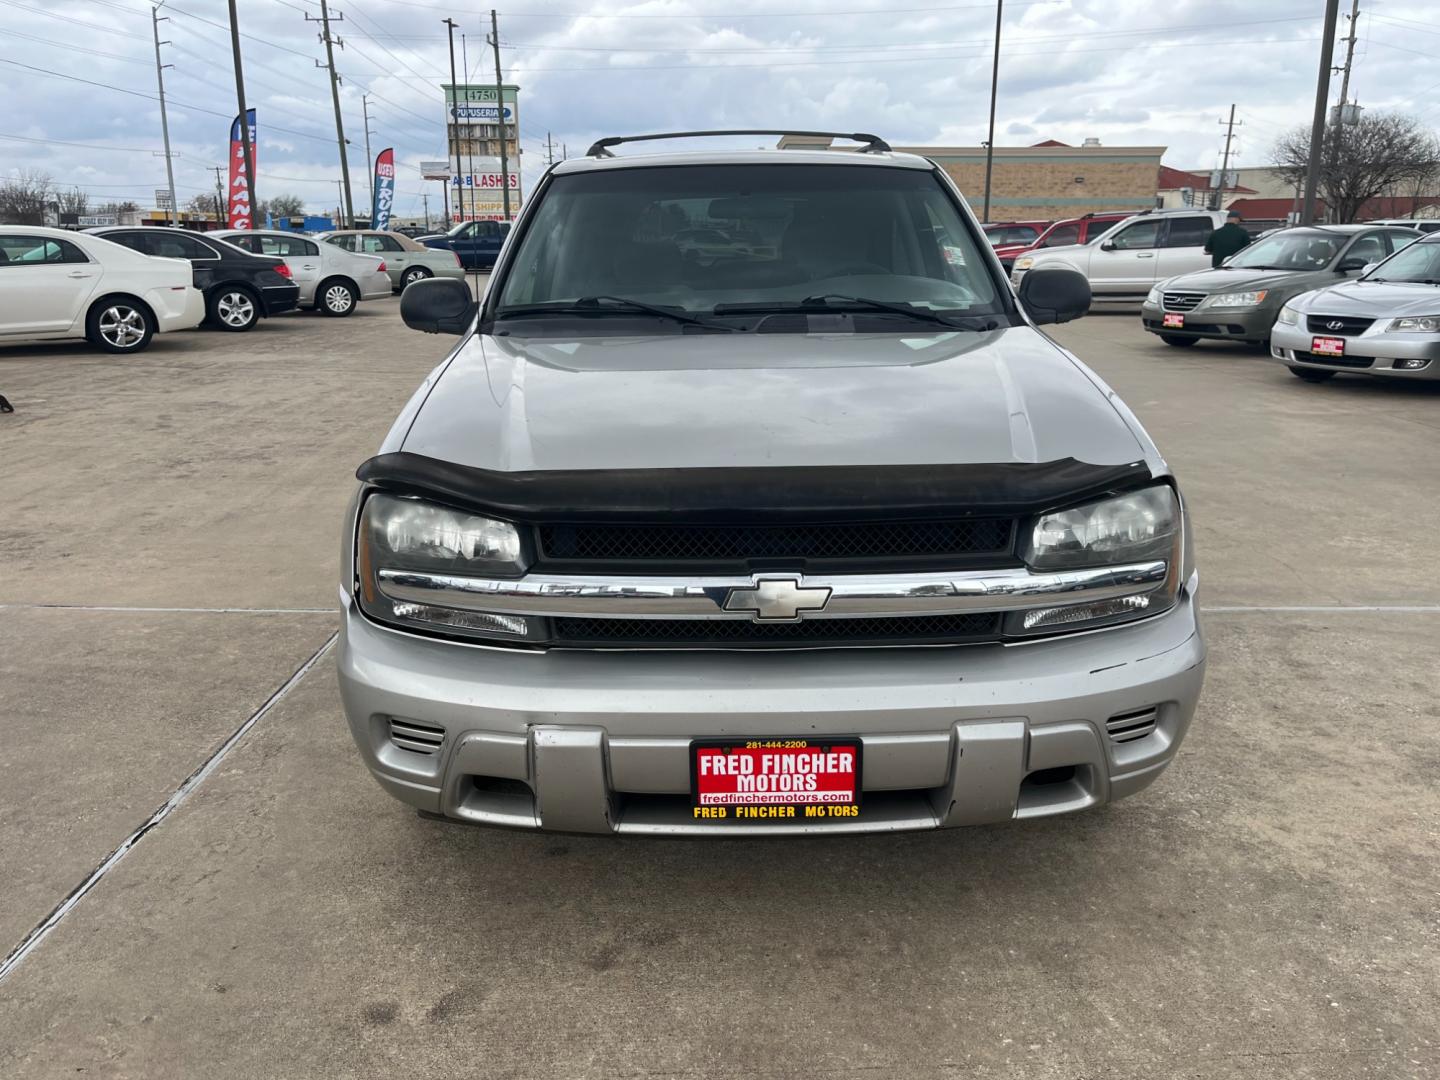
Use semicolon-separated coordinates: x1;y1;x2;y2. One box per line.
217;229;391;316
1270;233;1440;382
317;230;466;291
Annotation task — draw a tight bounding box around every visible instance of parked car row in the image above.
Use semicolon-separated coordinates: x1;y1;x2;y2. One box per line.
0;224;478;355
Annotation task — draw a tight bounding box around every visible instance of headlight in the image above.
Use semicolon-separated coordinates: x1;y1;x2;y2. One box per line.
1145;285;1162;305
355;493;531;641
1275;304;1299;325
1013;256;1035;272
1012;485;1182;636
1205;290;1268;308
1387;315;1440;332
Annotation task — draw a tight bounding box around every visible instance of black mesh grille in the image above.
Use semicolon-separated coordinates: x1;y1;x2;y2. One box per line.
1307;314;1375;336
1296;351;1374;368
538;519;1012;565
552;613;1001;648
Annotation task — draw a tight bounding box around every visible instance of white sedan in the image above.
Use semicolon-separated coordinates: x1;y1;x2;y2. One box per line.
0;226;204;353
215;229;391;316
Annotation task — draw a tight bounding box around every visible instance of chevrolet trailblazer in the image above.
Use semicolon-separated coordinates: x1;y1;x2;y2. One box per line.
337;130;1206;835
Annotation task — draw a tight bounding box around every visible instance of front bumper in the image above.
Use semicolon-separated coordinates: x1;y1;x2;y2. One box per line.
337;584;1206;836
1270;322;1440;378
1141;300;1277;341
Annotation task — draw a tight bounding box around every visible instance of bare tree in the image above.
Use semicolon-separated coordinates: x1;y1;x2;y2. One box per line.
55;187;89;217
1273;112;1440;223
0;169;54;225
183;193;218;218
266;193;305;219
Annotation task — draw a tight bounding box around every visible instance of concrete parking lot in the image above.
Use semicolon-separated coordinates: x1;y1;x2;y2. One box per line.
2;299;1437;1079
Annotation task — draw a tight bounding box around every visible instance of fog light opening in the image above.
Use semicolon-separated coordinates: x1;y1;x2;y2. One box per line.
392;602;529;636
1393;358;1431;371
1022;593;1151;631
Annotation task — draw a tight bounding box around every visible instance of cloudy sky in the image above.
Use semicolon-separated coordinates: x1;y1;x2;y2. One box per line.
3;0;1438;221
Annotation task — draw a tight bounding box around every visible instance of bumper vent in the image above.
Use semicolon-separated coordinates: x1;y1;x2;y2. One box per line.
1105;707;1158;744
552;612;1001;649
1296;351;1374;369
387;717;446;755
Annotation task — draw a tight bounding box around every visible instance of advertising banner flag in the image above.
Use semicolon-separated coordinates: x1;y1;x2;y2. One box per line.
372;148;396;231
227;109;257;229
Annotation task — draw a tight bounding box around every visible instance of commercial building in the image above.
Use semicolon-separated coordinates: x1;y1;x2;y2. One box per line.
779;136;1165;220
443;83;522;221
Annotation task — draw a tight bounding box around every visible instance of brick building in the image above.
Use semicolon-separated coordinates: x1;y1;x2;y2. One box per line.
779;136;1165;220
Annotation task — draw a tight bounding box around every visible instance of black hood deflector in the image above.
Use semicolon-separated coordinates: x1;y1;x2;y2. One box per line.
356;452;1153;522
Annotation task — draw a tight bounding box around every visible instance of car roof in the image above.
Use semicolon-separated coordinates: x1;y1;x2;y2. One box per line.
549;147;935;174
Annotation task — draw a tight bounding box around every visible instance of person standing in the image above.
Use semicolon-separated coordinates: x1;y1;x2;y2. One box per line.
1205;209;1251;268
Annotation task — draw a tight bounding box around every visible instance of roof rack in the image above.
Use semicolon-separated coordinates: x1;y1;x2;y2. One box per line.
584;130;891;158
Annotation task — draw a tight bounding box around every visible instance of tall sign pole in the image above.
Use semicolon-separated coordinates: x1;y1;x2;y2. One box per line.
981;0;1003;224
443;19;465;225
490;9;512;221
362;93;376;220
151;4;179;226
226;0;256;221
1301;0;1341;225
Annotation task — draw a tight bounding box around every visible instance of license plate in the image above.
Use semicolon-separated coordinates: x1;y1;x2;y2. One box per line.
691;739;862;823
1162;313;1185;328
1312;335;1346;356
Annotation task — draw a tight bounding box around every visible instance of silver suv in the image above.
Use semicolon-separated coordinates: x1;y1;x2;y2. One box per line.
337;130;1205;835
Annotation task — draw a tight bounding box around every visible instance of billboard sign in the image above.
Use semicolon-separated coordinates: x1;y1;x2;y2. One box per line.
227;109;257;230
372;147;396;231
420;160;452;180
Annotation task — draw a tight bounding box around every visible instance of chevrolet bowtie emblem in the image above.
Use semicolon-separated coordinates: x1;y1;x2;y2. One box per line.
723;577;832;622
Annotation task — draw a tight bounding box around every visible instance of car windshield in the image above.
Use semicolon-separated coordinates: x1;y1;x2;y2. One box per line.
493;164;1003;328
1365;239;1440;283
1226;230;1342;270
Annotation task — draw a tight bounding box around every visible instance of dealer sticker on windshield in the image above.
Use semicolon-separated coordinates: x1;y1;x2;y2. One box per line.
1162;313;1185;328
1312;336;1346;357
691;739;862;822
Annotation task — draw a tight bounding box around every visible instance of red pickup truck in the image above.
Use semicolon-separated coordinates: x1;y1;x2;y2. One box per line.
1003;212;1133;270
981;221;1051;270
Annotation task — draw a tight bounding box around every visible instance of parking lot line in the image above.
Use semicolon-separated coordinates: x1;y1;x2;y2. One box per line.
0;632;337;987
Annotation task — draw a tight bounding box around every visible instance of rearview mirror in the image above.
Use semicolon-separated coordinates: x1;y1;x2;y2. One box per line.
400;277;477;335
1018;267;1091;326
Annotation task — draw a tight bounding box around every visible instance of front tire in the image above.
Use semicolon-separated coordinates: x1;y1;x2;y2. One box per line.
400;266;431;289
1289;366;1336;383
1159;334;1198;347
86;299;155;354
208;287;260;332
318;279;358;317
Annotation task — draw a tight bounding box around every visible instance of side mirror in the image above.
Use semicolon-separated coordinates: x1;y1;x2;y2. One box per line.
1100;240;1117;251
1336;257;1369;273
1361;261;1380;276
1018;267;1091;326
399;277;477;335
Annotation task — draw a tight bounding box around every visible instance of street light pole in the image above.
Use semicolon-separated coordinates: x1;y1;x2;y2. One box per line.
1300;0;1341;226
489;9;512;222
151;4;179;227
362;93;376;222
443;19;465;226
226;0;255;227
981;0;1003;224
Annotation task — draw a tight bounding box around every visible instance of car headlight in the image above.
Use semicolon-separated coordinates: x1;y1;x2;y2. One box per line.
1012;484;1182;636
1205;290;1268;308
1013;256;1035;272
1387;315;1440;332
355;493;532;641
1275;303;1299;325
1145;285;1163;306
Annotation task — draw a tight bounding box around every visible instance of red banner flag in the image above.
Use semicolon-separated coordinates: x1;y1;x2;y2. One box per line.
228;110;257;229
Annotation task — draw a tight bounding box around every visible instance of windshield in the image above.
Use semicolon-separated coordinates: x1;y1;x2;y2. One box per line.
1227;230;1342;270
494;164;1003;326
1367;238;1440;282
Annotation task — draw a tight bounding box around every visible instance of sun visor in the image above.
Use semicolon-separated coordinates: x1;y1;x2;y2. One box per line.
355;453;1153;522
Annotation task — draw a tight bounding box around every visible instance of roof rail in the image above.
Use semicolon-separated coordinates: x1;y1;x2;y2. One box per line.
584;130;891;158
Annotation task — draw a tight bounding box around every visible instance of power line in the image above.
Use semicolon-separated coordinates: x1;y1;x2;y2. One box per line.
0;0;148;40
365;0;1064;16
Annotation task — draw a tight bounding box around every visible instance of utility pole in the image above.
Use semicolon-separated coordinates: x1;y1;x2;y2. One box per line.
981;0;1003;223
309;0;353;228
151;4;179;227
1214;104;1240;211
211;166;225;224
489;9;512;221
463;33;477;216
545;131;555;166
226;0;255;226
1335;0;1362;118
1300;0;1342;225
443;18;465;226
562;143;567;161
422;191;430;232
362;93;376;222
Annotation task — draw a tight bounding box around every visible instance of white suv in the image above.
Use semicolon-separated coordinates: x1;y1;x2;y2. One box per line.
1012;210;1228;302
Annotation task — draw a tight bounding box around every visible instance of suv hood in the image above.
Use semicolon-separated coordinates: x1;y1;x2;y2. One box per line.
400;327;1146;472
1161;266;1335;293
1295;280;1440;317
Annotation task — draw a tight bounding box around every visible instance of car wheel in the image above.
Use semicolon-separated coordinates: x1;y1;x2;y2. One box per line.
1159;334;1198;347
209;288;259;332
1289;366;1336;383
401;266;431;288
86;299;155;354
319;279;358;317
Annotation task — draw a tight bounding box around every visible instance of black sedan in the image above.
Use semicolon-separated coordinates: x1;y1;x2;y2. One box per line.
89;227;300;332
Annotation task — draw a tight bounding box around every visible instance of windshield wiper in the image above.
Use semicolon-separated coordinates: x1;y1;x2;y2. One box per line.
496;295;738;331
714;295;999;330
